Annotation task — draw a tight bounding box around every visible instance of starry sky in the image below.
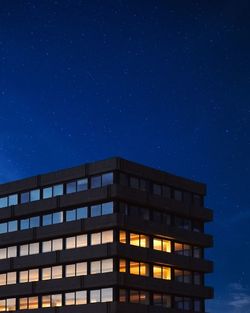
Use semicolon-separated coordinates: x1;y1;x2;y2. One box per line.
0;1;249;312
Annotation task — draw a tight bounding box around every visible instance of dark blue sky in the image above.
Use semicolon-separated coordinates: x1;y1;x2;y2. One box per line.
0;1;249;312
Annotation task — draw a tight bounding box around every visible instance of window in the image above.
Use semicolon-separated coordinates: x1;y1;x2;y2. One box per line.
91;230;113;245
20;242;39;256
194;194;203;207
19;297;38;310
101;288;113;302
130;290;149;304
91;173;113;188
66;262;87;277
153;183;162;196
119;259;126;272
8;246;17;258
174;190;182;201
53;212;63;224
42;266;62;280
77;179;88;191
42;238;63;253
194;299;202;312
130;261;149;276
153;265;171;280
43;187;52;199
90;259;113;274
66;207;88;221
194;272;202;285
174;296;192;311
66;181;76;194
0;272;16;286
65;234;87;249
42;214;52;226
193;220;203;232
21;192;29;204
153;238;171;252
0;197;8;208
119;289;126;302
174;242;192;257
42;294;62;307
0;220;18;234
19;269;39;283
90;288;113;303
53;184;64;196
130;233;149;248
43;185;64;198
65;291;87;305
153;293;171;308
0;298;16;311
174;269;192;284
90;202;113;217
30;189;40;202
8;194;18;206
119;230;127;244
193;246;202;258
66;178;88;194
102;173;113;186
175;216;192;231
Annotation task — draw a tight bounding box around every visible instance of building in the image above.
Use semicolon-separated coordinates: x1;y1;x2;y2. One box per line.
0;157;213;313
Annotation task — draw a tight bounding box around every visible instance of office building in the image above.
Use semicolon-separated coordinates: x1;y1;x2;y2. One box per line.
0;157;213;312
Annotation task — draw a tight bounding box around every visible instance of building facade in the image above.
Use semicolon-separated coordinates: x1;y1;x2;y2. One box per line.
0;157;213;313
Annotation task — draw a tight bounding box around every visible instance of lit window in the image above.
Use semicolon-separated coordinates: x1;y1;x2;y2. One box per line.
130;233;149;248
153;265;171;280
130;261;149;276
42;241;52;253
153;238;171;252
102;230;113;243
91;233;101;245
119;259;126;272
119;231;126;244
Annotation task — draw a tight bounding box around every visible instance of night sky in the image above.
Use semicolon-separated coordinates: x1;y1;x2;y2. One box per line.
0;1;249;312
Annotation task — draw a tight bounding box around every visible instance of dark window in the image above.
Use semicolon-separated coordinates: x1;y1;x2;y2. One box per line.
66;182;76;194
77;179;88;191
91;176;102;188
153;211;162;223
119;289;126;302
102;173;113;186
153;184;161;196
194;194;203;207
162;186;171;198
130;177;139;189
174;190;182;201
21;192;29;204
